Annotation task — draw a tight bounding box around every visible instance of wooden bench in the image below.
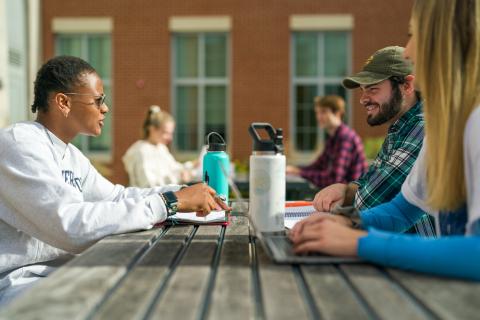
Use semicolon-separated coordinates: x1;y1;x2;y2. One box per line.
2;216;480;319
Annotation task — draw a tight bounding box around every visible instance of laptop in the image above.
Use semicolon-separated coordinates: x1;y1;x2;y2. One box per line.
222;165;361;264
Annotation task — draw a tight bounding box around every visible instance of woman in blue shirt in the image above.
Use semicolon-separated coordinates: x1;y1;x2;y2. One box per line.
290;0;480;281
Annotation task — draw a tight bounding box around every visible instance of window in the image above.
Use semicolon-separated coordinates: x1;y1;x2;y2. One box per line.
172;33;229;152
55;34;112;156
5;0;28;125
291;31;351;152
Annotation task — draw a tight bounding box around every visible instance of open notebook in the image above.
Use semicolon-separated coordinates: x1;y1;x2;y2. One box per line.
167;210;228;225
284;201;316;229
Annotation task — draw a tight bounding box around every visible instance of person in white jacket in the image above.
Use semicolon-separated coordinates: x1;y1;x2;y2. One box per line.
0;56;228;306
122;105;199;187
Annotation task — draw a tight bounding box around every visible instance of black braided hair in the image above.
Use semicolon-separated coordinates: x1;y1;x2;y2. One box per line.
31;56;96;113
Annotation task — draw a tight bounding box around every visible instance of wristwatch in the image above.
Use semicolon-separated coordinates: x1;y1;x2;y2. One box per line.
331;205;362;229
161;191;179;216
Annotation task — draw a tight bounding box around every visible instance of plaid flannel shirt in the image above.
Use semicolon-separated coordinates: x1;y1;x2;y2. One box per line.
300;123;368;189
354;101;424;209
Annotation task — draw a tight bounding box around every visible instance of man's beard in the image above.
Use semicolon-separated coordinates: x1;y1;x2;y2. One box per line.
366;85;403;126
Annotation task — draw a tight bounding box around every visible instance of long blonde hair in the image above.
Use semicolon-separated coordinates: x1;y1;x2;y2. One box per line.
142;105;174;139
413;0;480;211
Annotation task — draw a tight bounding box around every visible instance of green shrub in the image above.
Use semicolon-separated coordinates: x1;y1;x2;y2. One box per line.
363;137;384;160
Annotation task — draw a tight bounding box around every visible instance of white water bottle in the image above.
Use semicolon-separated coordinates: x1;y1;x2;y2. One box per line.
248;123;286;234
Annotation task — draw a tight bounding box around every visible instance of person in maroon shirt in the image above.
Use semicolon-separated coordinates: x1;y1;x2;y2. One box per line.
287;95;368;189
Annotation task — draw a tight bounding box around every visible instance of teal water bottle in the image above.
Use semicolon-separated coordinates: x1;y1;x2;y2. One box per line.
203;132;229;201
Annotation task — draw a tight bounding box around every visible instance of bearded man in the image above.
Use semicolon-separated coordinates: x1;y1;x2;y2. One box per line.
312;46;434;236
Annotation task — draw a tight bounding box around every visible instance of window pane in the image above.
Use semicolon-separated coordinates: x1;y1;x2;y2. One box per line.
205;85;226;141
176;86;199;151
325;84;346;99
88;35;112;152
295;85;318;151
294;33;318;77
174;33;229;152
88;84;112;151
88;35;111;78
56;35;82;56
324;32;348;77
205;34;227;78
175;34;198;78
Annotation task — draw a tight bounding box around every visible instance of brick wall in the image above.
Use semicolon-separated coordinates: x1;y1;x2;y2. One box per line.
42;0;414;184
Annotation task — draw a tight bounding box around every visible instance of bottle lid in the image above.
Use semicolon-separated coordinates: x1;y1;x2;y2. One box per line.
205;132;226;151
249;123;283;153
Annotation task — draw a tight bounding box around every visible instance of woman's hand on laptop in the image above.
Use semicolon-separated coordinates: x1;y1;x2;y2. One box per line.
289;217;367;257
175;183;231;216
289;212;352;243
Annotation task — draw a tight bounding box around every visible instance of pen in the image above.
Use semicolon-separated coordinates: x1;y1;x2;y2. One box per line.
204;171;209;185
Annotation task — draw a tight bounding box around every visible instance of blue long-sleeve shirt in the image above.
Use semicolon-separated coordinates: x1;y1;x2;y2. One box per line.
357;193;480;280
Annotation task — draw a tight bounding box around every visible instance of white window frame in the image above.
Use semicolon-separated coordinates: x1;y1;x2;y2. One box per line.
171;31;230;158
289;15;353;163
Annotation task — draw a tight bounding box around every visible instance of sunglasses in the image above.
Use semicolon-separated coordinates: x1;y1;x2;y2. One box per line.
63;93;106;109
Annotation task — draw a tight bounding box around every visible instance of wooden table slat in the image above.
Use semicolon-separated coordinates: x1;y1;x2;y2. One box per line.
195;225;223;235
255;240;311;320
301;265;371;320
148;225;222;320
0;228;164;320
91;225;194;320
388;269;480;320
208;217;254;320
224;216;249;236
340;265;432;320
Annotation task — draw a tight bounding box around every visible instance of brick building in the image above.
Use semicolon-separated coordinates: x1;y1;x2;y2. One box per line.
40;0;414;184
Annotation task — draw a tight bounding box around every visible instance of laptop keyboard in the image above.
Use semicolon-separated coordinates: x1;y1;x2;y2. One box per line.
268;236;295;255
262;234;362;264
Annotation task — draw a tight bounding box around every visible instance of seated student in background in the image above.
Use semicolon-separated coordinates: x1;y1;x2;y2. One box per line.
0;56;228;306
286;95;368;189
123;106;200;187
290;0;480;281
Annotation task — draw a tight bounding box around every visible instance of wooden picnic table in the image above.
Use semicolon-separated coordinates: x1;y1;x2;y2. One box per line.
1;216;479;320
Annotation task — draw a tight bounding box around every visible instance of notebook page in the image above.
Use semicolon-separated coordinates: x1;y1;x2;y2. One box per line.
284;204;316;229
285;205;315;218
169;210;226;224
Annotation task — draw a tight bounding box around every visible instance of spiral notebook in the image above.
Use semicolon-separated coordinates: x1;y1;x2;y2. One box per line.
284;201;316;229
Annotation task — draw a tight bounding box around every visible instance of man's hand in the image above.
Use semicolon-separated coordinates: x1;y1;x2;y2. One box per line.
286;165;301;175
313;183;348;212
174;183;231;216
289;216;367;257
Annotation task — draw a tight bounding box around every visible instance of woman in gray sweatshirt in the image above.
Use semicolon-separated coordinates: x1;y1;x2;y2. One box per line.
0;56;228;306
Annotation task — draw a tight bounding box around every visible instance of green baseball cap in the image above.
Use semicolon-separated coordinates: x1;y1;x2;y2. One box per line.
343;46;413;89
